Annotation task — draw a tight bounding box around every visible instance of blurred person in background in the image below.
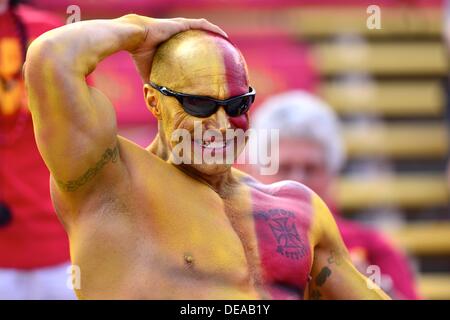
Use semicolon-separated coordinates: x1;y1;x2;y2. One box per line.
0;0;74;299
252;91;420;299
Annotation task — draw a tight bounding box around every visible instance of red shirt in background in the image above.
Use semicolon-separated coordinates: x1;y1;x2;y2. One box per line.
328;198;420;300
0;6;69;269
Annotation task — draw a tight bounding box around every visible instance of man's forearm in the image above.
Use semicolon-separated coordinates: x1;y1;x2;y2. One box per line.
26;15;146;76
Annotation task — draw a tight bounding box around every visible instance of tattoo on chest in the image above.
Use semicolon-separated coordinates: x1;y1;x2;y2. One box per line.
254;209;308;260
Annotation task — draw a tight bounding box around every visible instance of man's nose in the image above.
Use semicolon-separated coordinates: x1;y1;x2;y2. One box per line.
210;107;230;132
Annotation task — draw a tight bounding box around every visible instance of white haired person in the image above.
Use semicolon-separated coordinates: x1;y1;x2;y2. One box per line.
252;90;419;299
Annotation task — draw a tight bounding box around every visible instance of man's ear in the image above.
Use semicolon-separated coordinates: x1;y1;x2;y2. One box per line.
143;83;162;120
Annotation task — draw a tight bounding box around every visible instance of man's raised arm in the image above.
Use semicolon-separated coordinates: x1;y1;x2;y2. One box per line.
307;194;391;300
24;15;226;196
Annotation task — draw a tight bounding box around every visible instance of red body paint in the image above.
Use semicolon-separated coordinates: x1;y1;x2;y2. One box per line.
202;33;251;131
229;114;249;131
210;33;249;97
244;178;313;299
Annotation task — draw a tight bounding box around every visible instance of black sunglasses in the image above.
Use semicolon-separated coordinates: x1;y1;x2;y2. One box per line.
149;82;256;118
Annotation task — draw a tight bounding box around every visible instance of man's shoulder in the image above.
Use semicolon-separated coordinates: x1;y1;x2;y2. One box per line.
117;135;169;167
235;170;313;203
241;175;332;227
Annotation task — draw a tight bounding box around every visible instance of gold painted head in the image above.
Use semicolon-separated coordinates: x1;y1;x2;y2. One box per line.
144;30;251;176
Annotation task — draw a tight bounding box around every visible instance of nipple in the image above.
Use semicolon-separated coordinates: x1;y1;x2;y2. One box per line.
184;254;194;267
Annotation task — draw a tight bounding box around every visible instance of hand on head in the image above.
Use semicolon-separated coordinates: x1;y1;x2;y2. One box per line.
121;15;228;82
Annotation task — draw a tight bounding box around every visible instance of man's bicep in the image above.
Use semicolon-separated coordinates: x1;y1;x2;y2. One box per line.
29;76;120;192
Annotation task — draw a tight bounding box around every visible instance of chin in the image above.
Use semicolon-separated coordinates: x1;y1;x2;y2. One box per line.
189;162;232;176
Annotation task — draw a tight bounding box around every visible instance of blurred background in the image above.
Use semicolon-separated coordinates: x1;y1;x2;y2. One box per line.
1;0;449;299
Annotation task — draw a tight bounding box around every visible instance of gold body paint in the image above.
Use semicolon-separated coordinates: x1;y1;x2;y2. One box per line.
26;21;389;300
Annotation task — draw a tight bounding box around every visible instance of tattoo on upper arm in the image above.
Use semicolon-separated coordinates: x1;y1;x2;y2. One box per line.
315;266;332;286
310;266;332;300
327;250;343;266
57;144;119;192
310;289;322;300
310;250;344;300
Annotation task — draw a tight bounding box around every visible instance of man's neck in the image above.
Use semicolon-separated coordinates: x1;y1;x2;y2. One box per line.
178;164;238;198
147;133;239;197
147;133;169;160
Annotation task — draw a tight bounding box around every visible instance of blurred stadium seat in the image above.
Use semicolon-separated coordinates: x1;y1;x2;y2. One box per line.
338;174;448;210
343;123;448;158
320;81;445;117
313;42;447;76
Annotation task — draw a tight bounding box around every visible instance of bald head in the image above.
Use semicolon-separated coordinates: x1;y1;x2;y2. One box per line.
150;30;249;99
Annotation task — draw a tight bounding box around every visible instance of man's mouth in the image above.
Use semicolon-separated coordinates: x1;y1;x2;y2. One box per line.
194;139;233;149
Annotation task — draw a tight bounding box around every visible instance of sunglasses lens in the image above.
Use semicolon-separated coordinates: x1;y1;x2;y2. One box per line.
226;97;252;117
182;97;217;118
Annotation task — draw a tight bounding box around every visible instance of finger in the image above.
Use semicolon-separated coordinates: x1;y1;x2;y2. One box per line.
180;18;228;38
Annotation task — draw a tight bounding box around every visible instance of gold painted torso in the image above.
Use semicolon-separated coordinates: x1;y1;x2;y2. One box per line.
59;138;314;299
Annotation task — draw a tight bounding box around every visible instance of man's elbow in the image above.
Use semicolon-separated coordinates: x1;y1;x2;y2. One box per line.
24;35;63;86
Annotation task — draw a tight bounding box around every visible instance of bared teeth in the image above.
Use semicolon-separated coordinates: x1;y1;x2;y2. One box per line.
203;140;225;148
195;139;231;149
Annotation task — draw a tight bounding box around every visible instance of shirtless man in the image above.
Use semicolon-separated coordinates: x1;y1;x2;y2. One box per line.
25;15;389;300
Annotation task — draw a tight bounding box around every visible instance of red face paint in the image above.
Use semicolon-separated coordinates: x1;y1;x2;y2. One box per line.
229;114;249;131
210;33;249;97
208;35;251;132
